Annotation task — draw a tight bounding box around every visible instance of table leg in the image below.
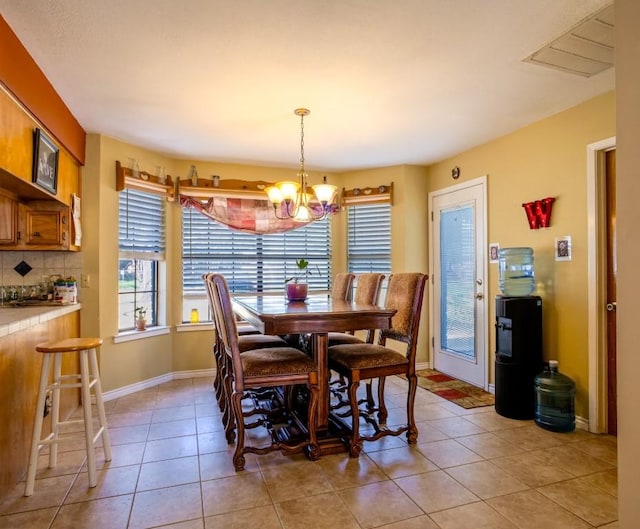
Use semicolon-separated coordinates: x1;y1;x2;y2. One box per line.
311;332;329;430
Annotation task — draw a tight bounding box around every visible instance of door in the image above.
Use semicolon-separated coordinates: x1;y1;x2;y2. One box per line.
430;177;487;388
605;149;617;435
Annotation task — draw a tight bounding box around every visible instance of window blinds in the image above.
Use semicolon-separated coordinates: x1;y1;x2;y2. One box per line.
182;208;332;293
118;189;166;259
347;203;391;274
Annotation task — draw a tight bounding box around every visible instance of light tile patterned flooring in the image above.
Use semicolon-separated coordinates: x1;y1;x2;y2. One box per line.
0;376;619;529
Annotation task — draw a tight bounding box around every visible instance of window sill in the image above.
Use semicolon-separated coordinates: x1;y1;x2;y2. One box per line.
176;322;214;332
113;326;171;343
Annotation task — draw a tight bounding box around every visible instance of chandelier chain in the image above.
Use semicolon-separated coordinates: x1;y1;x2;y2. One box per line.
299;113;305;173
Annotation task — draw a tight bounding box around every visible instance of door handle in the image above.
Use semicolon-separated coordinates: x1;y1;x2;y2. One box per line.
606;302;617;312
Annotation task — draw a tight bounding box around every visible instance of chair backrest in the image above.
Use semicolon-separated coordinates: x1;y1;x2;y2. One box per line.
331;273;355;301
380;273;427;362
207;274;247;390
202;273;218;331
354;273;385;305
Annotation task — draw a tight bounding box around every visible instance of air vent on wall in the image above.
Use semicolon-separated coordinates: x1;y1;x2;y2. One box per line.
523;3;614;78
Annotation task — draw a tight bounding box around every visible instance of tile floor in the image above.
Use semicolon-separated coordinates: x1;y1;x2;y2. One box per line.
0;376;619;529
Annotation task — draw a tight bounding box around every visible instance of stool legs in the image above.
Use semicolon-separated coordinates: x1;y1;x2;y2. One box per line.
24;347;111;496
24;355;52;497
89;348;112;463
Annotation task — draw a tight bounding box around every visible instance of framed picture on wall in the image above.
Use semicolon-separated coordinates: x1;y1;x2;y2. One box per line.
489;243;500;263
555;236;572;261
32;128;59;195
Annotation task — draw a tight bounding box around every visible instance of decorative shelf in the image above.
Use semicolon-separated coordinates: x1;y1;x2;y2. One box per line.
177;178;276;200
115;160;175;201
342;182;393;206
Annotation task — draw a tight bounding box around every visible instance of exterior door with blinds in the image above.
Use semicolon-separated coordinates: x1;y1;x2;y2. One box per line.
430;177;487;388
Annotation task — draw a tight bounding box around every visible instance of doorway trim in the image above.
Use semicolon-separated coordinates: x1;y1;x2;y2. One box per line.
428;175;489;390
587;136;616;433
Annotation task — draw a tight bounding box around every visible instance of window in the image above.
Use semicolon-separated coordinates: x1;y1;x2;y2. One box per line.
118;189;165;331
347;203;391;274
182;208;332;321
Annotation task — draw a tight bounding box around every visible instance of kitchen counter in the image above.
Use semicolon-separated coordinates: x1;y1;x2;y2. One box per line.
0;303;81;338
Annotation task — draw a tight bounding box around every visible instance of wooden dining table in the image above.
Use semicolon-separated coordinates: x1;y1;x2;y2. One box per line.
231;293;396;454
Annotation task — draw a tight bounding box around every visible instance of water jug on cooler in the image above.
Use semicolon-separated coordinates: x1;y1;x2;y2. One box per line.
498;247;535;297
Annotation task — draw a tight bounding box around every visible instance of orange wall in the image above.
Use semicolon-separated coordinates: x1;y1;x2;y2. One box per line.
0;15;85;164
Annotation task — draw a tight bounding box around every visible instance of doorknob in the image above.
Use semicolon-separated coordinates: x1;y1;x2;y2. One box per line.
606;302;617;312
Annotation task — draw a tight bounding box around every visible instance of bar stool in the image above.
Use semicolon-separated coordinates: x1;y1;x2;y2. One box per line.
24;337;112;496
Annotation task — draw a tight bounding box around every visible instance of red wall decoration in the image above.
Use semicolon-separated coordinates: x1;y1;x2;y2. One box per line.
522;197;555;229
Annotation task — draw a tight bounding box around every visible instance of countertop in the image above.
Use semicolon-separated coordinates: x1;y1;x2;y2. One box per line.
0;303;81;338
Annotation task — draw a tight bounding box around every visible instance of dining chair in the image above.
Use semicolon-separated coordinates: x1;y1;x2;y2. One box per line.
328;273;385;347
331;272;355;301
328;272;427;457
328;273;386;410
203;273;287;442
209;273;320;470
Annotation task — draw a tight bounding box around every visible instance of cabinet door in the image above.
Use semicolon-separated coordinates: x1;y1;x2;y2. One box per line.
0;194;18;245
24;209;66;247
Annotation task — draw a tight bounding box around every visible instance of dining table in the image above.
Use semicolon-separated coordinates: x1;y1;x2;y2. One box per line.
231;293;396;454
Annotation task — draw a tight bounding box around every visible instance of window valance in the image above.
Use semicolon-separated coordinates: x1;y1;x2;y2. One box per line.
178;177;338;235
179;195;314;235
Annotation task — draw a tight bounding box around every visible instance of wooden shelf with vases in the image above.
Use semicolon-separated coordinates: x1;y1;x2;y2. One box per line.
342;182;393;206
177;177;275;200
115;160;175;201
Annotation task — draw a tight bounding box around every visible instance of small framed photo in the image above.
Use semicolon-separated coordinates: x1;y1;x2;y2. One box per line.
489;243;500;263
555;236;572;261
32;128;59;195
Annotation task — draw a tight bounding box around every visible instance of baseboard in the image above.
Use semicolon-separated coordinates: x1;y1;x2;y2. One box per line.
101;368;216;402
575;415;589;431
173;368;216;380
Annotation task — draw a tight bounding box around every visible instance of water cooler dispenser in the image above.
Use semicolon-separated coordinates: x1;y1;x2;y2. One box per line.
495;296;543;419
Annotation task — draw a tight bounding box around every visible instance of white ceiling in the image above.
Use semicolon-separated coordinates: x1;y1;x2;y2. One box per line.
0;0;614;172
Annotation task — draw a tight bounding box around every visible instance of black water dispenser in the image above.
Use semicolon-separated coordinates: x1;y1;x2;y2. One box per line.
495;295;543;419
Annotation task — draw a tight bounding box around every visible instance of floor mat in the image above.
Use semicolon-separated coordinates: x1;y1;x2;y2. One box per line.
413;368;495;409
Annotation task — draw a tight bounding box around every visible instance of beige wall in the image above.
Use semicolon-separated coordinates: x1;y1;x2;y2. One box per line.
615;0;639;524
427;91;615;419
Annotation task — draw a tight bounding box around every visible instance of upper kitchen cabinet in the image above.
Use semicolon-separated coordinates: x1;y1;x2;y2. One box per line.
0;88;80;208
0;87;81;250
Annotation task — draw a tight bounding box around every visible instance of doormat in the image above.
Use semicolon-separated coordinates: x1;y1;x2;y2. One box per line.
411;368;495;409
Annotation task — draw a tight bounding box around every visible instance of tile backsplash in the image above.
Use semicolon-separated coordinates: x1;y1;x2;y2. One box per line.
0;250;82;293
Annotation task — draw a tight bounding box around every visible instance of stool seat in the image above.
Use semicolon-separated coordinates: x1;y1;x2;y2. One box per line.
36;337;104;353
25;336;111;496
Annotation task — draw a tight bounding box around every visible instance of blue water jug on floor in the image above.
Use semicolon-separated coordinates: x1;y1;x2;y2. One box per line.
534;360;576;432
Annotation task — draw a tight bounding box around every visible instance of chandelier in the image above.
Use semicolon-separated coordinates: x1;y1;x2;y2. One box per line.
265;108;337;221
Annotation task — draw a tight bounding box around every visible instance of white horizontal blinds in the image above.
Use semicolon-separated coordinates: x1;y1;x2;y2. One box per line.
439;205;475;358
118;188;166;259
347;203;391;274
182;208;331;294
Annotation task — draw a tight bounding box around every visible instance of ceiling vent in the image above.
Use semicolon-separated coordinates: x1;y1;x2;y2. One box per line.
523;3;614;77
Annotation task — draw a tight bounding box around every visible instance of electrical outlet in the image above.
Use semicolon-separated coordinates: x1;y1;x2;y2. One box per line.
44;391;52;417
81;273;90;288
